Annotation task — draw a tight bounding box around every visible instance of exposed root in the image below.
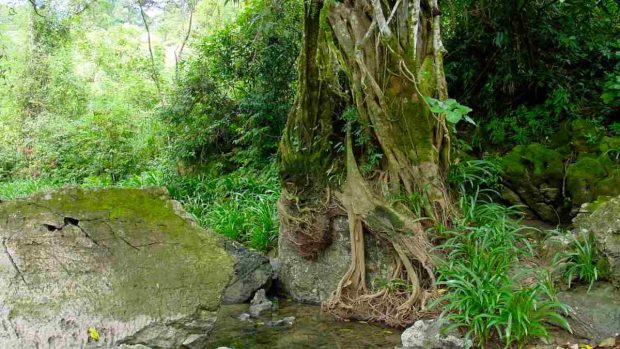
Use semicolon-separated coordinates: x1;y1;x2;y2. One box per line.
278;0;454;328
321;135;442;328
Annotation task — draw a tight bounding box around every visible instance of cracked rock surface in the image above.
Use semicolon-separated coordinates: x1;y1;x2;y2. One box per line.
0;187;234;348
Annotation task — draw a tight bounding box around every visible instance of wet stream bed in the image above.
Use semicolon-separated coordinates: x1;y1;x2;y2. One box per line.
206;299;402;349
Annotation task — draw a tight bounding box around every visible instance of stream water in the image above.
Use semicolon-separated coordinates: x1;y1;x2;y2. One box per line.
206;299;402;349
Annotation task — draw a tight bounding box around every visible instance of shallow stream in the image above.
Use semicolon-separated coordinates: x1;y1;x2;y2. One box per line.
206;299;402;349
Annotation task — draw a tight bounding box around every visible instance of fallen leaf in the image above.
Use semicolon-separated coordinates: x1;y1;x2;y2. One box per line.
88;327;99;342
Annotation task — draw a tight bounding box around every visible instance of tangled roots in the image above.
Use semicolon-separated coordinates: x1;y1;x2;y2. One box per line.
322;212;438;328
277;191;333;259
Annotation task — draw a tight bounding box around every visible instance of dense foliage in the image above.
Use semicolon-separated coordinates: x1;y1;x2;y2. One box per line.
443;0;620;149
162;0;301;169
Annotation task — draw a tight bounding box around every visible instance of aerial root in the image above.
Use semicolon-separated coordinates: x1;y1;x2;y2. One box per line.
278;191;334;259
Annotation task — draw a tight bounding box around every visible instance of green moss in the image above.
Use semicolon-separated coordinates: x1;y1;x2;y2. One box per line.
397;56;436;163
593;169;620;200
500;144;564;186
568;119;602;153
599;136;620;153
567;157;608;205
585;195;614;213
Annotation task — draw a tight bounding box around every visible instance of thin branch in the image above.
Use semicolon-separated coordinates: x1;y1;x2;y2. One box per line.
138;1;163;102
174;0;196;80
371;0;392;37
28;0;45;17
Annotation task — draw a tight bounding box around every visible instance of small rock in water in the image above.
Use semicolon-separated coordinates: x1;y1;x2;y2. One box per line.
238;312;251;321
266;316;295;327
249;289;273;318
182;334;208;348
401;319;471;349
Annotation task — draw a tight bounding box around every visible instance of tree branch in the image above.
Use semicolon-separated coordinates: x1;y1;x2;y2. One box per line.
174;0;196;80
371;0;393;37
138;1;163;102
28;0;45;18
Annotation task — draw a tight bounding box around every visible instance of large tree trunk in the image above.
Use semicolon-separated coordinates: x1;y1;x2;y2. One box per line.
278;0;453;327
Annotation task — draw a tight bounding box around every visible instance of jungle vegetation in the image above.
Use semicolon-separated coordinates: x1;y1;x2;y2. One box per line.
0;0;618;347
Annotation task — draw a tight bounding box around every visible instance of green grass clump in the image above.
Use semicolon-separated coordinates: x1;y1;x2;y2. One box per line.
434;190;570;348
557;234;599;290
167;163;280;252
0;178;60;200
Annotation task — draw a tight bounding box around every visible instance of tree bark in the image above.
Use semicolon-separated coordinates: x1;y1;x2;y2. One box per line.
279;0;453;327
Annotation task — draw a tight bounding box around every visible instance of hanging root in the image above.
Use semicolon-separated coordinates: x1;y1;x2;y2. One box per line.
278;189;334;259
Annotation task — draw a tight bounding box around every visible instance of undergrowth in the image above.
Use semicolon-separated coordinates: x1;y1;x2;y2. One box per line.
0;163;280;252
434;161;571;348
167;163;280;251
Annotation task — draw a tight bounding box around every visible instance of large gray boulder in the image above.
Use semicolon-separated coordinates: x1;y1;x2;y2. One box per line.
278;216;391;304
0;187;235;348
574;195;620;287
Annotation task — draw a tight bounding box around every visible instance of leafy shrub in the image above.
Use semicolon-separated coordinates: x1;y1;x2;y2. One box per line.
602;63;620;108
0;146;24;181
162;0;301;169
32;112;155;182
444;0;619;149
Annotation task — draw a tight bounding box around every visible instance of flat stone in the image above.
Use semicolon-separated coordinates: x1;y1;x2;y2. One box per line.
558;283;620;341
266;316;295;327
237;313;251;321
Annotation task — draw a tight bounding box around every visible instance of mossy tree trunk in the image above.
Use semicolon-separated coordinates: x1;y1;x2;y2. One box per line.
279;0;453;327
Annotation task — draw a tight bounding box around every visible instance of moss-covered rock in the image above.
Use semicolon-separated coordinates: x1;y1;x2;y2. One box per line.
0;187;235;348
566;156;608;205
502;144;564;185
500;144;568;222
499;135;620;223
568;119;603;153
